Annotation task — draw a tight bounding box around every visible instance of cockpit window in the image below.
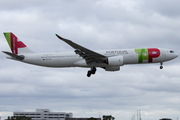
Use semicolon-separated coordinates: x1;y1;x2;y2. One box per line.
170;50;174;53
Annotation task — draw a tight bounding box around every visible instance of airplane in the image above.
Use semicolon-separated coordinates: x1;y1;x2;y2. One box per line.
2;32;178;77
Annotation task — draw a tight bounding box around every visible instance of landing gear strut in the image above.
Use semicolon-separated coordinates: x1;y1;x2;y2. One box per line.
160;62;163;69
87;66;97;77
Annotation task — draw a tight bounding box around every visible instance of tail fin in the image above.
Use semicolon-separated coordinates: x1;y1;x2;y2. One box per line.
3;32;34;54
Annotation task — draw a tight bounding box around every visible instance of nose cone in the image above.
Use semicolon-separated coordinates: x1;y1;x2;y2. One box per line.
166;50;178;61
171;53;178;60
168;52;178;61
175;53;179;58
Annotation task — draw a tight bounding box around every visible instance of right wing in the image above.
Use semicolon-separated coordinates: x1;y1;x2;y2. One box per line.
56;34;107;64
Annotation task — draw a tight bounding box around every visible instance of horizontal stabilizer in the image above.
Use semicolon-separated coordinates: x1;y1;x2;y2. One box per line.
2;51;24;60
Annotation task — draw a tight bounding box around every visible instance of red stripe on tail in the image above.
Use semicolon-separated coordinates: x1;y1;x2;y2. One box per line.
10;33;26;54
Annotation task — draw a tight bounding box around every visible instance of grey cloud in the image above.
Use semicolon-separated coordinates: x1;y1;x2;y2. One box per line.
0;0;180;120
142;0;180;17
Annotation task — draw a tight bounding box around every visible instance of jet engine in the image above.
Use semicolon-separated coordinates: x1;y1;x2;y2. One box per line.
104;56;124;71
107;56;124;66
105;66;120;71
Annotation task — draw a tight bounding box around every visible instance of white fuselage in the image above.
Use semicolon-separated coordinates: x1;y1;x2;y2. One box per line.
20;48;178;68
3;32;178;77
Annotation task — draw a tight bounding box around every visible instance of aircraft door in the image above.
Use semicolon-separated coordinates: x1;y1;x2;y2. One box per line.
161;50;166;59
36;54;41;61
129;50;134;57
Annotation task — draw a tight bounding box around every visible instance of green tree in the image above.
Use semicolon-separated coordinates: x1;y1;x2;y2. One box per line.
6;116;31;120
7;116;11;120
102;115;115;120
87;117;98;120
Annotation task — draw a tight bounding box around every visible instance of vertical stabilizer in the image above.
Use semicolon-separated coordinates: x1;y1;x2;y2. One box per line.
3;32;34;54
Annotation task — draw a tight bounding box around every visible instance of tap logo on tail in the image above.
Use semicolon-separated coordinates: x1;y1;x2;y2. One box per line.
4;32;26;54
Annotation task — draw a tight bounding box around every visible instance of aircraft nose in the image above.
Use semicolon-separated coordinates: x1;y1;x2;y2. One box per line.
175;53;179;58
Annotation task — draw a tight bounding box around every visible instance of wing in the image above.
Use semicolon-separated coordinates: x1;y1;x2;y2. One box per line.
56;34;107;64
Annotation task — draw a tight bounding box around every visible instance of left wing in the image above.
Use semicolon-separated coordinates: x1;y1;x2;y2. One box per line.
56;34;107;64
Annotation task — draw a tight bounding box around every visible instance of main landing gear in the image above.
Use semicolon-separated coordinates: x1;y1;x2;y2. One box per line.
87;66;97;77
160;62;163;69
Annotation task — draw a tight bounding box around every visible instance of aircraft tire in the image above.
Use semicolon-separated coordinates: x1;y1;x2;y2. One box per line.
87;70;91;77
91;67;96;74
160;66;163;69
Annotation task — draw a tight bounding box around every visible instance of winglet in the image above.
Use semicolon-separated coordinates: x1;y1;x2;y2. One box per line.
55;34;64;40
55;34;72;43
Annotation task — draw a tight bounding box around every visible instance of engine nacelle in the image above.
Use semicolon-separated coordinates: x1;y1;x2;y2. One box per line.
104;56;124;71
107;56;124;66
105;66;120;71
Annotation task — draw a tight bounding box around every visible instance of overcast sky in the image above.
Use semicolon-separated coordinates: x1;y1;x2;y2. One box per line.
0;0;180;120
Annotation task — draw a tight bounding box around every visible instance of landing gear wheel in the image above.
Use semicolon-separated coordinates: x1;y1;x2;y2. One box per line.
87;70;91;77
87;66;97;77
160;66;163;69
160;62;163;69
91;67;97;74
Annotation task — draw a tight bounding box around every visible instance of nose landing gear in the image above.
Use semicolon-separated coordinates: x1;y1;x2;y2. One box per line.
87;66;97;77
160;62;163;69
